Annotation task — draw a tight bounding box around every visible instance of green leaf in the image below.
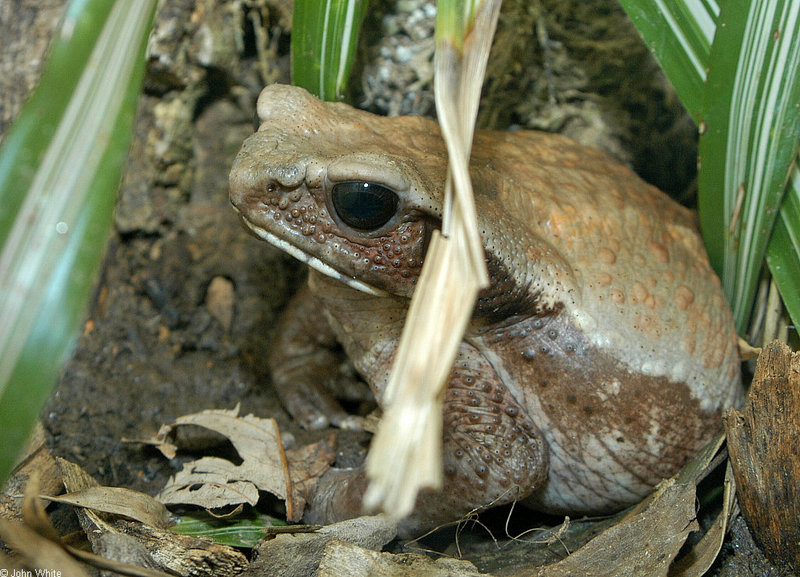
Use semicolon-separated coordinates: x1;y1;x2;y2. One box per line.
0;1;116;245
618;0;800;336
436;0;483;47
617;0;717;121
698;0;800;333
0;0;157;482
766;166;800;329
291;0;369;101
171;511;287;548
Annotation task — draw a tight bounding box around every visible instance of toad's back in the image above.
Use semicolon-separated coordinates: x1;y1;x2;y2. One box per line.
468;128;740;409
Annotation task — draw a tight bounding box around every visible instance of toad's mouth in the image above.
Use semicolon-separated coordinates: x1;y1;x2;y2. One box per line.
237;213;387;297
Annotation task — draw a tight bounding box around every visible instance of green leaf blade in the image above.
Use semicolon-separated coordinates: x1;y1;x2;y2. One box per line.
0;0;157;482
0;1;117;247
291;0;369;101
172;511;287;548
699;0;800;332
766;166;800;330
617;0;717;121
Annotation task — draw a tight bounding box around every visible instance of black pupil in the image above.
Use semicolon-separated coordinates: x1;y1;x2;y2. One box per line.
331;181;399;231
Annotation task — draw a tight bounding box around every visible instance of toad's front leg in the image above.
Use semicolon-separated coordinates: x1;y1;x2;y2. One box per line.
269;283;368;430
303;343;549;537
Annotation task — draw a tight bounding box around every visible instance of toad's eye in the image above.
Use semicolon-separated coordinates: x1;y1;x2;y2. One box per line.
331;181;399;231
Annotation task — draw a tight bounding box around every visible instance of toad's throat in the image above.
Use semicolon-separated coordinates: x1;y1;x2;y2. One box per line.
238;214;387;297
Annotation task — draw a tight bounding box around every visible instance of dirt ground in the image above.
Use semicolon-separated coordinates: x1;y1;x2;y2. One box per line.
1;0;787;574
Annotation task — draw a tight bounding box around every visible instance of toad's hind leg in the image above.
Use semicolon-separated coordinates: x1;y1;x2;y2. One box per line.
304;346;549;536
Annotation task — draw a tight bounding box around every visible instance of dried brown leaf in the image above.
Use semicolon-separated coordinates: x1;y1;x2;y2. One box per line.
21;470;60;541
0;551;26;573
5;476;173;577
158;459;262;508
58;457;101;492
147;424;178;459
2;423;62;524
52;459;243;576
364;0;500;518
43;487;171;529
156;407;332;521
533;479;698;577
169;406;283;459
0;518;90;576
317;538;483;577
6;422;63;496
670;461;737;577
57;457;114;532
286;433;337;516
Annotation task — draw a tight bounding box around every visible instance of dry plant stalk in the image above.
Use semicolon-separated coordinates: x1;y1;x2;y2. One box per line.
364;0;501;518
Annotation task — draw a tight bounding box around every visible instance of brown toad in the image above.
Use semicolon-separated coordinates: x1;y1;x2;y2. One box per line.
229;84;742;535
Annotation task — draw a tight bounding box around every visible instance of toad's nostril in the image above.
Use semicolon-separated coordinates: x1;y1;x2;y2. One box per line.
269;162;305;188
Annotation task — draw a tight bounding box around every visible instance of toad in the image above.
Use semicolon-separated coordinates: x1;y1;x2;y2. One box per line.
229;84;742;535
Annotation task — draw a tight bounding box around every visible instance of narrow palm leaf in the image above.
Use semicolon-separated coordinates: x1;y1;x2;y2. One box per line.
617;0;718;121
698;0;800;332
0;0;157;481
620;0;800;333
291;0;369;101
766;166;800;328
